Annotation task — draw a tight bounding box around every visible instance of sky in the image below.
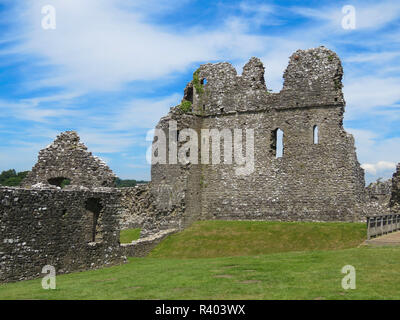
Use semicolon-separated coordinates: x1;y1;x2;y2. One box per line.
0;0;399;184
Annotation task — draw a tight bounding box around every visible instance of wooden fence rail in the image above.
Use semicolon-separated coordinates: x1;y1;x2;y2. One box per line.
367;214;400;240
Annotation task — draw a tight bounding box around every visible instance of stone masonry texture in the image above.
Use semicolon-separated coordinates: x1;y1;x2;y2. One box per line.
146;46;368;234
0;187;125;283
390;163;400;212
2;47;400;281
22;131;116;188
1;132;124;282
119;183;155;229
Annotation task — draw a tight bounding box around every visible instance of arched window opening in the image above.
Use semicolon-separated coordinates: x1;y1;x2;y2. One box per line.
271;128;284;158
184;85;193;103
84;198;103;243
313;125;319;144
48;177;71;188
201;78;207;85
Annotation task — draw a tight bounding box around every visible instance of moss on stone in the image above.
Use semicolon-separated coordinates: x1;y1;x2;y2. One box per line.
179;100;192;113
193;69;204;95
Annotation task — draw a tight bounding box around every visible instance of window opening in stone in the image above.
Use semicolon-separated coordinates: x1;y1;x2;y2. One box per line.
276;129;284;158
313;125;319;144
272;128;284;158
48;177;71;188
184;86;193;103
85;198;103;243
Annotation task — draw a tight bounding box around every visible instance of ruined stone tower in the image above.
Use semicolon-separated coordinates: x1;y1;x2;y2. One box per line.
146;46;366;233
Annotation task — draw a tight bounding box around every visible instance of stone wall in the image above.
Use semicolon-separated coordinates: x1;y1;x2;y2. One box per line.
119;183;155;230
148;108;203;235
121;229;177;257
363;179;392;216
146;46;366;234
366;179;392;200
0;186;125;283
390;163;400;212
22;131;116;188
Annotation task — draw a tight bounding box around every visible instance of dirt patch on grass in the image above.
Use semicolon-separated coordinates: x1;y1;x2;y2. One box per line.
221;265;239;269
214;274;234;279
92;278;116;283
239;280;261;284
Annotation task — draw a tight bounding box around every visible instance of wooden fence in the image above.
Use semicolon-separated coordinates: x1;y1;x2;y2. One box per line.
367;214;400;240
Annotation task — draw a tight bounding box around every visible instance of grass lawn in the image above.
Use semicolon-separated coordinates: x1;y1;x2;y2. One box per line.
120;228;141;244
1;221;398;300
1;247;399;300
150;220;366;258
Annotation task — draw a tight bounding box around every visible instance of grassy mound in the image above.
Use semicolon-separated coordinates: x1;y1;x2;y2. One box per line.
149;221;366;258
1;221;380;300
1;247;400;300
120;228;141;244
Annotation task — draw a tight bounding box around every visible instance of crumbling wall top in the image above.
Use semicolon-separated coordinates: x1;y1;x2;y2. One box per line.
178;46;345;116
22;131;116;188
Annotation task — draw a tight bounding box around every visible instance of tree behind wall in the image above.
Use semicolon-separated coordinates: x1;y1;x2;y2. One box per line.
0;170;30;186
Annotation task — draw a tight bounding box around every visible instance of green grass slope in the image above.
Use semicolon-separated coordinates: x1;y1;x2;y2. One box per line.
149;221;366;258
2;221;390;300
120;228;141;244
1;247;400;300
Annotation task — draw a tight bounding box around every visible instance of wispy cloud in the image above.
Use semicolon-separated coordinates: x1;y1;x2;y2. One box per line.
5;0;281;93
293;1;400;30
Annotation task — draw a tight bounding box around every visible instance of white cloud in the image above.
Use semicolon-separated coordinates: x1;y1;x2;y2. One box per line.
343;76;400;119
0;99;81;123
355;2;400;29
109;94;182;130
346;128;400;181
344;51;400;64
292;1;400;30
6;0;283;93
361;161;396;175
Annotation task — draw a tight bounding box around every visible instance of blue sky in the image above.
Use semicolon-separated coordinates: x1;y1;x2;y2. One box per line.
0;0;399;184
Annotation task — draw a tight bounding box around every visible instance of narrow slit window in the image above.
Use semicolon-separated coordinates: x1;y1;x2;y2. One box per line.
272;128;284;158
313;125;319;144
276;129;284;158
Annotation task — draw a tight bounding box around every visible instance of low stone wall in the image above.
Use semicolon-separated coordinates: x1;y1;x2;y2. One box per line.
121;229;177;257
0;186;125;283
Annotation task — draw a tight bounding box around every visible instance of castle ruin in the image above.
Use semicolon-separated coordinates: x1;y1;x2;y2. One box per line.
145;46;366;234
1;46;400;282
0;132;124;282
